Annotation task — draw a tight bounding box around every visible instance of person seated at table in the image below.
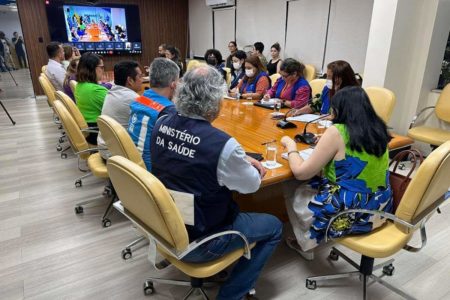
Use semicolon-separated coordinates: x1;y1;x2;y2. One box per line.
253;41;268;66
266;42;283;75
165;45;183;77
295;60;360;115
63;57;79;102
158;43;166;57
128;58;179;171
263;58;311;109
75;52;108;145
229;50;247;90
62;44;80;70
204;48;226;80
231;55;270;100
97;60;143;159
150;65;282;300
225;40;238;69
280;86;392;260
45;42;66;91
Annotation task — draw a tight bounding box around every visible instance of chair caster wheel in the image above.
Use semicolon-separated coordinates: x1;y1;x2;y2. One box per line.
59;137;64;143
122;248;132;260
56;145;62;151
75;180;82;188
383;264;395;276
329;249;339;261
306;279;317;290
74;206;83;214
61;153;68;159
102;218;111;228
143;281;154;295
102;187;112;197
247;288;256;297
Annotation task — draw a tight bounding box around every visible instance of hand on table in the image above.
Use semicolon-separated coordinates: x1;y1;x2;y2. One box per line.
246;155;267;178
281;136;297;153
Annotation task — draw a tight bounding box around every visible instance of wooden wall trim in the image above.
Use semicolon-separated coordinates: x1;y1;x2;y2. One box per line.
16;0;188;96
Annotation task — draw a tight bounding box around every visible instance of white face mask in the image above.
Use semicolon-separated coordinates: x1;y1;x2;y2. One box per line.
245;69;254;77
233;62;241;70
326;79;333;89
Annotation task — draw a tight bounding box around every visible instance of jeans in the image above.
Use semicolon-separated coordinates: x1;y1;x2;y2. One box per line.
182;212;282;300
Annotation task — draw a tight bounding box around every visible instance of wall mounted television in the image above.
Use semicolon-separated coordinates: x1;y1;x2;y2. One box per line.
45;1;142;55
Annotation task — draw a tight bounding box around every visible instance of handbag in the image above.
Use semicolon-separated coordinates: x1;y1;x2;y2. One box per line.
389;149;424;212
389;149;423;213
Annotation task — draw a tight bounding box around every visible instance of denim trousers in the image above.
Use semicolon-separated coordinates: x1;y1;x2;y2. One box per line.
182;212;283;300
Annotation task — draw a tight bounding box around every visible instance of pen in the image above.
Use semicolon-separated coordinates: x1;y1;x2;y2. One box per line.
261;140;276;145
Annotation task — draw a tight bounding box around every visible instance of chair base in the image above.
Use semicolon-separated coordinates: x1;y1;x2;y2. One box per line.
144;277;215;300
306;247;416;300
121;236;149;260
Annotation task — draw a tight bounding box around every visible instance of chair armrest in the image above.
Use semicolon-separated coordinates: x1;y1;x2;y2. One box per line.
74;147;107;155
324;208;438;253
178;230;252;260
409;106;435;129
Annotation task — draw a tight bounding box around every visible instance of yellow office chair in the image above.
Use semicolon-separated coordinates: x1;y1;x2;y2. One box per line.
304;64;316;82
53;100;115;227
69;80;78;95
108;156;255;299
364;86;414;152
270;73;281;85
39;73;57;110
408;83;450;148
365;86;396;124
97;115;148;258
41;65;47;73
306;141;450;299
223;67;231;87
186;59;205;72
309;78;326;96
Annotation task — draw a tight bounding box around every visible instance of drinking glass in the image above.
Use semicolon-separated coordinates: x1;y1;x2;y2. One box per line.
317;120;332;135
265;142;278;167
274;99;281;112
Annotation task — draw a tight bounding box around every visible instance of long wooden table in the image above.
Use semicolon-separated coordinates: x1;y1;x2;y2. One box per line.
212;99;312;220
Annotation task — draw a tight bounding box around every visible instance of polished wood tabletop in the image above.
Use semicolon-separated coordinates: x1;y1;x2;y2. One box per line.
212;99;314;186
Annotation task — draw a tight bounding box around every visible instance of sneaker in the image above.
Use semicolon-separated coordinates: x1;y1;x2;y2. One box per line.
285;237;314;261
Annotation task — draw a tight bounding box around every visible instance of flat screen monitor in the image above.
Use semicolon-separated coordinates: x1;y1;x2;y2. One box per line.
46;1;142;55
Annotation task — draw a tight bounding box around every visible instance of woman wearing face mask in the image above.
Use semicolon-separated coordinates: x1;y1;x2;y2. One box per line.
295;60;360;115
229;50;247;90
232;55;270;100
204;48;226;80
263;58;311;109
266;42;283;76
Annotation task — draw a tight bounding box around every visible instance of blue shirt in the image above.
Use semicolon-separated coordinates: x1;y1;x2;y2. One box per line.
320;86;330;114
127;89;175;171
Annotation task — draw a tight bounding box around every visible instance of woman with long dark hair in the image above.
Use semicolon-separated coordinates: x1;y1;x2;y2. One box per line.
232;55;270;100
281;86;392;260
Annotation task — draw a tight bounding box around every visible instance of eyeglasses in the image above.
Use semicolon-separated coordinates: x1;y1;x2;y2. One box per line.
97;65;105;70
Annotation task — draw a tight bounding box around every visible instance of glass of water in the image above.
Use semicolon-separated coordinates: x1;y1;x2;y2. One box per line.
265;142;278;167
274;99;281;112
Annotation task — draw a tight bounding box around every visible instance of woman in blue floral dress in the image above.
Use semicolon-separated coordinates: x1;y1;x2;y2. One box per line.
281;86;393;260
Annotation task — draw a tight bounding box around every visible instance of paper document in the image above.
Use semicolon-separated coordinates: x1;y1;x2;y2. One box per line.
223;95;236;100
261;98;280;105
281;148;314;160
286;114;321;123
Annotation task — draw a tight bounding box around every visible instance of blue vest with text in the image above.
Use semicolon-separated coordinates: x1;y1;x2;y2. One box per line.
240;71;269;93
151;113;238;240
127;89;175;171
275;77;309;100
320;86;330;114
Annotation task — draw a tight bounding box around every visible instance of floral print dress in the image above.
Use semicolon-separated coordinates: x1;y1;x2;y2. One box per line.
284;124;393;251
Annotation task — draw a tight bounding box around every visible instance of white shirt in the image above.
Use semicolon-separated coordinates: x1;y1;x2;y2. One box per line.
46;59;66;91
217;137;262;194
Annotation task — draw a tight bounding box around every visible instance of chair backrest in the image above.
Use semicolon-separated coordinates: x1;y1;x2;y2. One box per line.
223;67;231;86
270;73;281;85
396;141;450;224
39;74;57;108
55;90;88;131
41;65;47;73
70;80;78;95
107;156;189;251
97;115;146;169
364;86;396;123
304;64;316;82
435;83;450;123
309;78;326;96
53;100;90;159
186;59;205;72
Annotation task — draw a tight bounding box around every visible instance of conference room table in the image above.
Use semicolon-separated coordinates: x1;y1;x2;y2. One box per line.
212;99;311;221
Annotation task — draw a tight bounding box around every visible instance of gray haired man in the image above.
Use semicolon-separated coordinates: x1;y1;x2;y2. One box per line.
127;57;179;171
150;65;282;300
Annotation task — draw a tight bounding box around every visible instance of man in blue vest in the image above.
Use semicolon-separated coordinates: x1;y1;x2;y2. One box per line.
151;66;282;300
128;58;178;171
